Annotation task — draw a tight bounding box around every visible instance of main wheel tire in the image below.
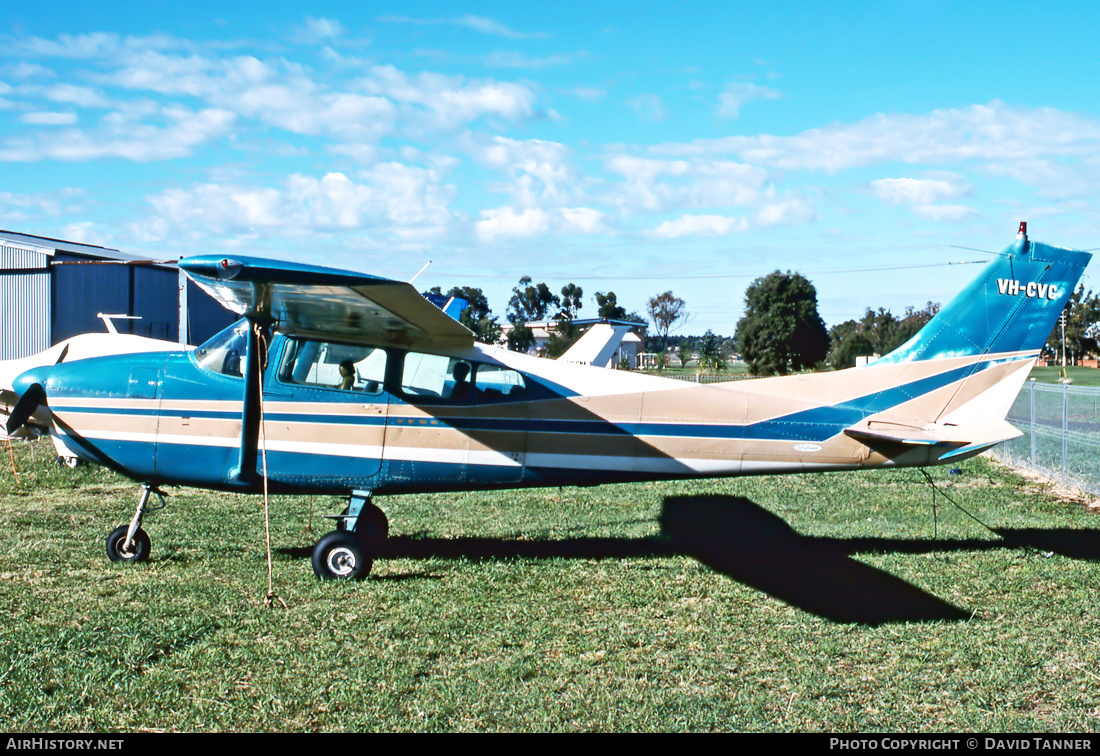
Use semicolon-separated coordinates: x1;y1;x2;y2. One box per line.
312;531;372;580
106;525;151;563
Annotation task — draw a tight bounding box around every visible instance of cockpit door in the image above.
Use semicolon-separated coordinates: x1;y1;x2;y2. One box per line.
259;337;390;489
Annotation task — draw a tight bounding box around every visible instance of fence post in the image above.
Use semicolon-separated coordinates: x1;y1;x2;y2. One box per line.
1030;379;1036;468
1062;381;1069;483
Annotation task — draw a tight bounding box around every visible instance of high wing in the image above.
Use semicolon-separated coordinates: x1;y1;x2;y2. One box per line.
178;255;473;350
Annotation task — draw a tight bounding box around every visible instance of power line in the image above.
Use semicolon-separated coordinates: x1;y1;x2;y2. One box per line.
426;259;986;282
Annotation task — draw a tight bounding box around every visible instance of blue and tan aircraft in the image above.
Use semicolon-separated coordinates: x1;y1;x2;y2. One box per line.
4;223;1091;579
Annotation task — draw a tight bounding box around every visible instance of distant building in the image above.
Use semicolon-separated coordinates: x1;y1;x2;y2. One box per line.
0;229;234;359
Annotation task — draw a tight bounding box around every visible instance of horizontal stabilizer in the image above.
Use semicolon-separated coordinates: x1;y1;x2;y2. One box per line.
844;419;1022;453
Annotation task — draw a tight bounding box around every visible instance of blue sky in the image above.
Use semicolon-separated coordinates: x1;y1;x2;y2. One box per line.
3;1;1100;335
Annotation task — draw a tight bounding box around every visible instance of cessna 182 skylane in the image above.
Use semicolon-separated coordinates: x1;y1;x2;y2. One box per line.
4;224;1091;579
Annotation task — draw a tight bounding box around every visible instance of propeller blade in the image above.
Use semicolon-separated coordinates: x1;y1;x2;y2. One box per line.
56;344;69;364
6;383;46;435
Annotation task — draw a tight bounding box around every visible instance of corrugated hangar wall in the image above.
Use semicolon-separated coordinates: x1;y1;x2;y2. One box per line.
0;231;235;359
0;240;52;359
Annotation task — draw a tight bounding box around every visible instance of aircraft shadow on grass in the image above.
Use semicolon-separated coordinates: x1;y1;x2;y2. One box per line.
280;494;1100;626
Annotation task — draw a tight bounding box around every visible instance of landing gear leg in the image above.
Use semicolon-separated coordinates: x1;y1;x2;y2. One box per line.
106;484;165;563
312;490;388;580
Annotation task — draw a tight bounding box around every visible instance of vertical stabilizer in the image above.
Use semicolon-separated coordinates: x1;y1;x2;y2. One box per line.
874;224;1091;365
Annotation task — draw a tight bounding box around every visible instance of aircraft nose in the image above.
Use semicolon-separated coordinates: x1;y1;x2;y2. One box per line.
13;365;52;396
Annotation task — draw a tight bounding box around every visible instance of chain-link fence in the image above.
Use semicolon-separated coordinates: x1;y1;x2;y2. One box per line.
998;380;1100;496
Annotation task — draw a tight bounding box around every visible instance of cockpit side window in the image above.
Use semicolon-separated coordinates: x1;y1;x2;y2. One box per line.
277;338;386;394
194;320;249;378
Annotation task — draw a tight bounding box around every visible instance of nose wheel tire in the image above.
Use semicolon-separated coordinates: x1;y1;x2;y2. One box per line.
106;525;151;563
312;531;372;580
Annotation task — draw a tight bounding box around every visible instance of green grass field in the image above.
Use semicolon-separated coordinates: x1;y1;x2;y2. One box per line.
1028;366;1100;387
2;439;1099;732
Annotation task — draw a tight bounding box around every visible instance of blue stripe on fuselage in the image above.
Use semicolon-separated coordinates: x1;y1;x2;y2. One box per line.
57;355;1019;445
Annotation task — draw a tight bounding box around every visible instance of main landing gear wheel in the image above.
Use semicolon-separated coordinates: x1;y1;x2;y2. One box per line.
312;531;373;580
106;525;151;563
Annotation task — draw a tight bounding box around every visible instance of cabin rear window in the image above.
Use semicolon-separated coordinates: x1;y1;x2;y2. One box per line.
400;352;526;402
278;339;387;394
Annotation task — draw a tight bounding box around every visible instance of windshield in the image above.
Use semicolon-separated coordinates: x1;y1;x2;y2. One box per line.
194;319;249;377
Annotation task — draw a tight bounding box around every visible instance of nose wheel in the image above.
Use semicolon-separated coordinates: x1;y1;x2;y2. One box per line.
106;525;151;563
106;484;165;564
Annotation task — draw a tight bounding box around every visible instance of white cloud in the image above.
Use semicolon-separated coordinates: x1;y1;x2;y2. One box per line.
568;86;606;102
755;197;817;228
475;206;550;241
474;205;606;241
910;204;978;222
603;155;770;215
870;177;966;206
647;197;815;238
560;207;608;235
472;136;575;205
378;15;548;40
60;221;110;246
365;65;538;130
136;167;456;242
654;102;1100;176
458;15;548;39
43;83;113;108
9;63;55;79
870;177;973;222
627;94;666;123
20;111;77;126
0;106;235;161
604;155;690;212
649;214;748;238
716;81;781;119
293;17;345;45
480;51;586;69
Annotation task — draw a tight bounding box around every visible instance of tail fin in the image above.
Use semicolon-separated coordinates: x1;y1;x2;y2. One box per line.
875;223;1091;365
845;225;1091;461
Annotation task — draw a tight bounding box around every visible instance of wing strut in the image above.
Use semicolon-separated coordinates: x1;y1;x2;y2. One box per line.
229;295;273;486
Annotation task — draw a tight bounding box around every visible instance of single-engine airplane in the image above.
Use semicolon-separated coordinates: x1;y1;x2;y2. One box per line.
4;223;1090;579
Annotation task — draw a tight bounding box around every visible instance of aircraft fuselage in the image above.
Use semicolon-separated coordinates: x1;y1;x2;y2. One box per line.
34;328;1035;497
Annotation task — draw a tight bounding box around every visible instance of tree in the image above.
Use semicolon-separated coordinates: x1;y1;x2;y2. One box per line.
559;283;583;319
544;318;581;358
507;276;560;325
647;291;688;352
697;330;725;371
595;291;628;320
505;276;561;352
734;270;829;376
1044;285;1100;364
826;301;940;369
